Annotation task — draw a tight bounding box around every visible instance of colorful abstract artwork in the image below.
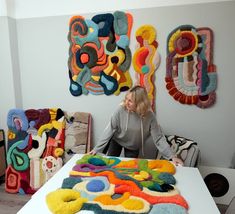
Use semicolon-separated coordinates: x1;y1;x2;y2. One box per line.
5;108;65;194
46;155;189;213
68;11;133;96
133;25;160;111
63;111;92;163
166;25;217;108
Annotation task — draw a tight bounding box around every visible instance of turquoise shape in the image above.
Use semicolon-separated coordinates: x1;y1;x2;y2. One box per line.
142;65;150;74
158;172;176;185
71;83;79;91
88;157;106;166
116;35;129;49
100;75;114;90
149;203;187;214
62;177;82;189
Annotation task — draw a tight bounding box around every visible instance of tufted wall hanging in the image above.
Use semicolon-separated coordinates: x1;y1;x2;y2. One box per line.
133;25;160;112
5;108;65;194
5;108;92;194
68;11;133;96
166;25;217;108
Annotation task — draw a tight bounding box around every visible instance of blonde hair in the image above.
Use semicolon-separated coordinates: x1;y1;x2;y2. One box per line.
122;85;151;116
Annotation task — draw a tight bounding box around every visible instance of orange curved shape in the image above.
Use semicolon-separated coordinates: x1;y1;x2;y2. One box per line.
113;159;138;168
90;170;141;190
94;192;130;205
148;160;176;174
133;48;149;74
115;185;188;209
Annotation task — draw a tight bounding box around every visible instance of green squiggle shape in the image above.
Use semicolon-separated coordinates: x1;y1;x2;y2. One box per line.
7;140;29;171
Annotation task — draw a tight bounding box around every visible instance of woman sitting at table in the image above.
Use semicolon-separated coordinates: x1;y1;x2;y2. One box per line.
89;85;183;166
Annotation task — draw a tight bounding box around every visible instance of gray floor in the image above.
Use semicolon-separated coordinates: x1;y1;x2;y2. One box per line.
0;183;31;214
217;203;228;214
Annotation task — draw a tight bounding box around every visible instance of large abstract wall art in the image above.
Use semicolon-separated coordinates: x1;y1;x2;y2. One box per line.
133;25;160;111
68;11;133;96
166;25;217;108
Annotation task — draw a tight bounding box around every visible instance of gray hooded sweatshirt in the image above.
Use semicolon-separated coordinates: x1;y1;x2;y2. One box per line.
94;105;174;159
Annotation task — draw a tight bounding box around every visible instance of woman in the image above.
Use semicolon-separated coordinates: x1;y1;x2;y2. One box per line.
90;85;183;165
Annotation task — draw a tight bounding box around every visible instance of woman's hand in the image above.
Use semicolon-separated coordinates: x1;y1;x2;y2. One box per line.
172;157;184;166
88;150;97;155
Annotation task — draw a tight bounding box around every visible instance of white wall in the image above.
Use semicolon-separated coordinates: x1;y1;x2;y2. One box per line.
1;0;231;18
0;0;7;16
0;17;22;131
1;0;235;168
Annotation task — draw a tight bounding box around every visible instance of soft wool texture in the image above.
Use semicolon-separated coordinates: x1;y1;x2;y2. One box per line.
166;25;217;109
149;203;187;214
133;25;160;112
68;11;133;96
46;189;87;214
5;108;66;194
61;177;82;189
46;155;188;213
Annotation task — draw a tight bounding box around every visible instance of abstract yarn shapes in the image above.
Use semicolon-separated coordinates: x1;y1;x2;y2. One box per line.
5;165;21;193
5;108;66;194
133;25;160;112
68;11;133;96
7;109;29;132
166;25;217;108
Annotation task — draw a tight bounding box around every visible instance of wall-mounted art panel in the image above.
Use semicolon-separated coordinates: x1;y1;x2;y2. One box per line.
166;25;217;108
133;25;160;111
68;11;133;96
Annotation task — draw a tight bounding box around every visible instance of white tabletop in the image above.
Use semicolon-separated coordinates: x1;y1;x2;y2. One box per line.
17;154;220;214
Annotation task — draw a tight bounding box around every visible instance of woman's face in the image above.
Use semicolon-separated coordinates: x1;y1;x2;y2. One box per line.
125;93;136;112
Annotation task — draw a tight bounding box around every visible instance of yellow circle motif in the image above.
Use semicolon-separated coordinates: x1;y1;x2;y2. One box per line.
46;189;87;214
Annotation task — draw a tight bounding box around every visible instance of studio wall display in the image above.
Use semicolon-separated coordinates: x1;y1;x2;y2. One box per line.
68;11;133;96
166;25;217;108
133;25;160;111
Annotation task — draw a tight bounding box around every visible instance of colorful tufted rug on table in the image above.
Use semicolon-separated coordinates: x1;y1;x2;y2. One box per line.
46;154;189;214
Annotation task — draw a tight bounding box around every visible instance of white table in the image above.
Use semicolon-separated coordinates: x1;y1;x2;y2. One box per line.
17;154;220;214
